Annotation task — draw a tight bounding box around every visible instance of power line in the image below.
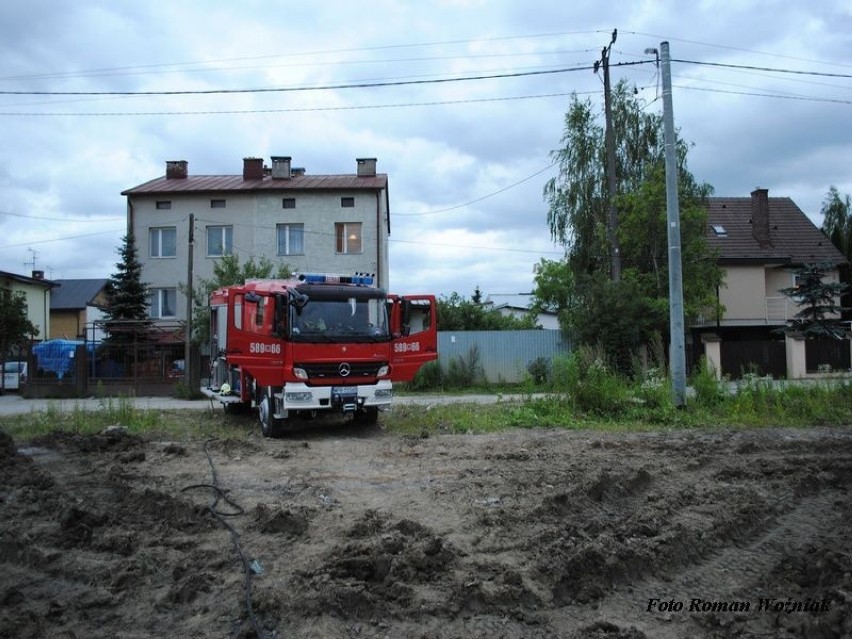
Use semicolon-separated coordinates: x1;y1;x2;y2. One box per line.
0;30;608;83
0;210;124;222
396;163;557;216
673;58;852;79
0;228;124;250
389;237;562;255
676;84;852;106
0;61;654;97
622;30;852;70
0;91;583;117
0;66;590;96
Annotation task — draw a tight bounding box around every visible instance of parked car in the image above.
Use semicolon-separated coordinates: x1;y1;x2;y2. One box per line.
2;361;28;391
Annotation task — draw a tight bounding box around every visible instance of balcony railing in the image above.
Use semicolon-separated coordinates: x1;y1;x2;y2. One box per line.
765;296;796;322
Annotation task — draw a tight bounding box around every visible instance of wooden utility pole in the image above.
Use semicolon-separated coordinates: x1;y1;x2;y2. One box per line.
184;213;194;385
597;29;621;282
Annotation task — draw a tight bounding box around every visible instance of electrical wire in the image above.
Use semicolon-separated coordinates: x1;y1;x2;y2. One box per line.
0;29;609;82
0;228;125;250
395;163;557;216
0;91;580;117
672;58;852;79
181;438;269;639
0;209;124;223
0;61;654;97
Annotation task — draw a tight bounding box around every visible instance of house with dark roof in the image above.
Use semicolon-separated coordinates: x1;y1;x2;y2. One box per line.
49;279;109;340
692;188;849;378
122;156;390;325
0;270;57;345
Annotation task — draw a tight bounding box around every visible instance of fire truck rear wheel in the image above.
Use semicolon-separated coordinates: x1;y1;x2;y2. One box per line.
259;387;285;438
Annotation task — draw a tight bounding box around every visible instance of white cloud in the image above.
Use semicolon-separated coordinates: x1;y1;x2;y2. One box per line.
0;0;850;298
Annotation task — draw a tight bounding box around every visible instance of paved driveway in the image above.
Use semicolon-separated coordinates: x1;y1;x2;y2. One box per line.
0;392;541;417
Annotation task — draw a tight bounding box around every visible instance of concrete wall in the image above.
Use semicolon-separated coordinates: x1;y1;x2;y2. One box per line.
438;330;570;383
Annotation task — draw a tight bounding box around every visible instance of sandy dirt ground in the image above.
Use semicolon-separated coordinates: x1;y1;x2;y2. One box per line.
2;417;851;638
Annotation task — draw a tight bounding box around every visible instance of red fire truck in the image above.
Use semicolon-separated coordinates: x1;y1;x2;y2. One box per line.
201;273;437;436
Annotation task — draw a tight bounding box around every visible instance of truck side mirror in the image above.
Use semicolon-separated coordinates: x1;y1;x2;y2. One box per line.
289;291;308;309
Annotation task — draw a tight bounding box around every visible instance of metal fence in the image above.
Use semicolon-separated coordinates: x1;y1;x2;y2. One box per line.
23;320;189;398
437;330;570;383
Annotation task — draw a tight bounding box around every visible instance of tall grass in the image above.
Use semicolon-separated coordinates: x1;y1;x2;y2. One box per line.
2;373;851;441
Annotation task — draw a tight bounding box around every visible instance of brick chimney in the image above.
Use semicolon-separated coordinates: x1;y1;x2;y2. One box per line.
356;157;377;177
271;156;292;179
750;188;771;247
166;160;188;179
243;157;264;180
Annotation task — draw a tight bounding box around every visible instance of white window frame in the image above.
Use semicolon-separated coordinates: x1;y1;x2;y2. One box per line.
149;288;177;319
335;222;362;254
277;223;304;256
149;226;177;258
207;225;233;257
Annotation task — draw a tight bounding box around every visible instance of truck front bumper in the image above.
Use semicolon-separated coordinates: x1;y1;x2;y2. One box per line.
279;379;393;412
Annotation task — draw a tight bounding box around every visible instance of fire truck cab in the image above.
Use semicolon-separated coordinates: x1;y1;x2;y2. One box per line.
201;273;437;436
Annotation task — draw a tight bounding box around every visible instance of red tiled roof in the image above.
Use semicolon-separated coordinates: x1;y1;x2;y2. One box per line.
706;197;846;266
121;173;387;195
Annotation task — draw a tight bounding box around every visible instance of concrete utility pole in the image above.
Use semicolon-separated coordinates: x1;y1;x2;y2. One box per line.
660;41;687;406
597;29;621;282
184;213;194;385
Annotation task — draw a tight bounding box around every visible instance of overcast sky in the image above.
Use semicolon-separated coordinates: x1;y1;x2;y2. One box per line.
1;1;850;301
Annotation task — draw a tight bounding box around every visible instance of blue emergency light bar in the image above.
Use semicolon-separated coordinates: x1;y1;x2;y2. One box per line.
297;272;375;286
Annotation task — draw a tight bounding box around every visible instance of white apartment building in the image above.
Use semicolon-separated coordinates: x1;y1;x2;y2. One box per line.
122;156;390;322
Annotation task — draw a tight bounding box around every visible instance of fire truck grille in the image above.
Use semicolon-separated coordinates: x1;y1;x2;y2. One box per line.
297;362;384;380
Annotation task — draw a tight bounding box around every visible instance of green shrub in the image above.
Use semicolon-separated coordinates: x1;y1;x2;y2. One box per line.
554;346;630;416
691;357;726;408
634;367;673;411
444;345;486;388
526;357;552;386
406;360;442;391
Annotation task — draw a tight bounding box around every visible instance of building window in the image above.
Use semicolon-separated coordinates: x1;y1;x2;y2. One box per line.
156;201;172;210
207;225;233;257
335;222;362;254
149;226;177;258
211;199;226;208
341;196;355;208
282;198;296;209
277;224;304;255
149;288;177;318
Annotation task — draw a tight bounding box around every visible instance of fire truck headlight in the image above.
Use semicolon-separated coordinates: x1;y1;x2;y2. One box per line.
377;365;389;377
286;391;313;402
375;388;393;398
293;367;308;380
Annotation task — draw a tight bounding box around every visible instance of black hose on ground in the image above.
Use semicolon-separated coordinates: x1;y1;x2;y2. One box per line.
181;438;271;639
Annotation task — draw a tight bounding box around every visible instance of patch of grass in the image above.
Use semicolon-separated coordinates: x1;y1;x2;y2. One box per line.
2;377;851;442
385;376;852;435
0;401;255;442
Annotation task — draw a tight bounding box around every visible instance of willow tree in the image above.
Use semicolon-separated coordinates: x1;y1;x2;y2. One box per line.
820;186;852;319
540;80;721;370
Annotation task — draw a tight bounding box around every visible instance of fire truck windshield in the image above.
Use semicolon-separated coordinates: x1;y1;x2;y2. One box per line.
290;295;389;343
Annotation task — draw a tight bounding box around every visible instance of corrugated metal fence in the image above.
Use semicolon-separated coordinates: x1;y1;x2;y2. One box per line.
438;330;570;383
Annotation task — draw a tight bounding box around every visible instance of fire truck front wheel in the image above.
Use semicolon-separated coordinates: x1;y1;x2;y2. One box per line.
353;406;379;426
258;386;286;438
